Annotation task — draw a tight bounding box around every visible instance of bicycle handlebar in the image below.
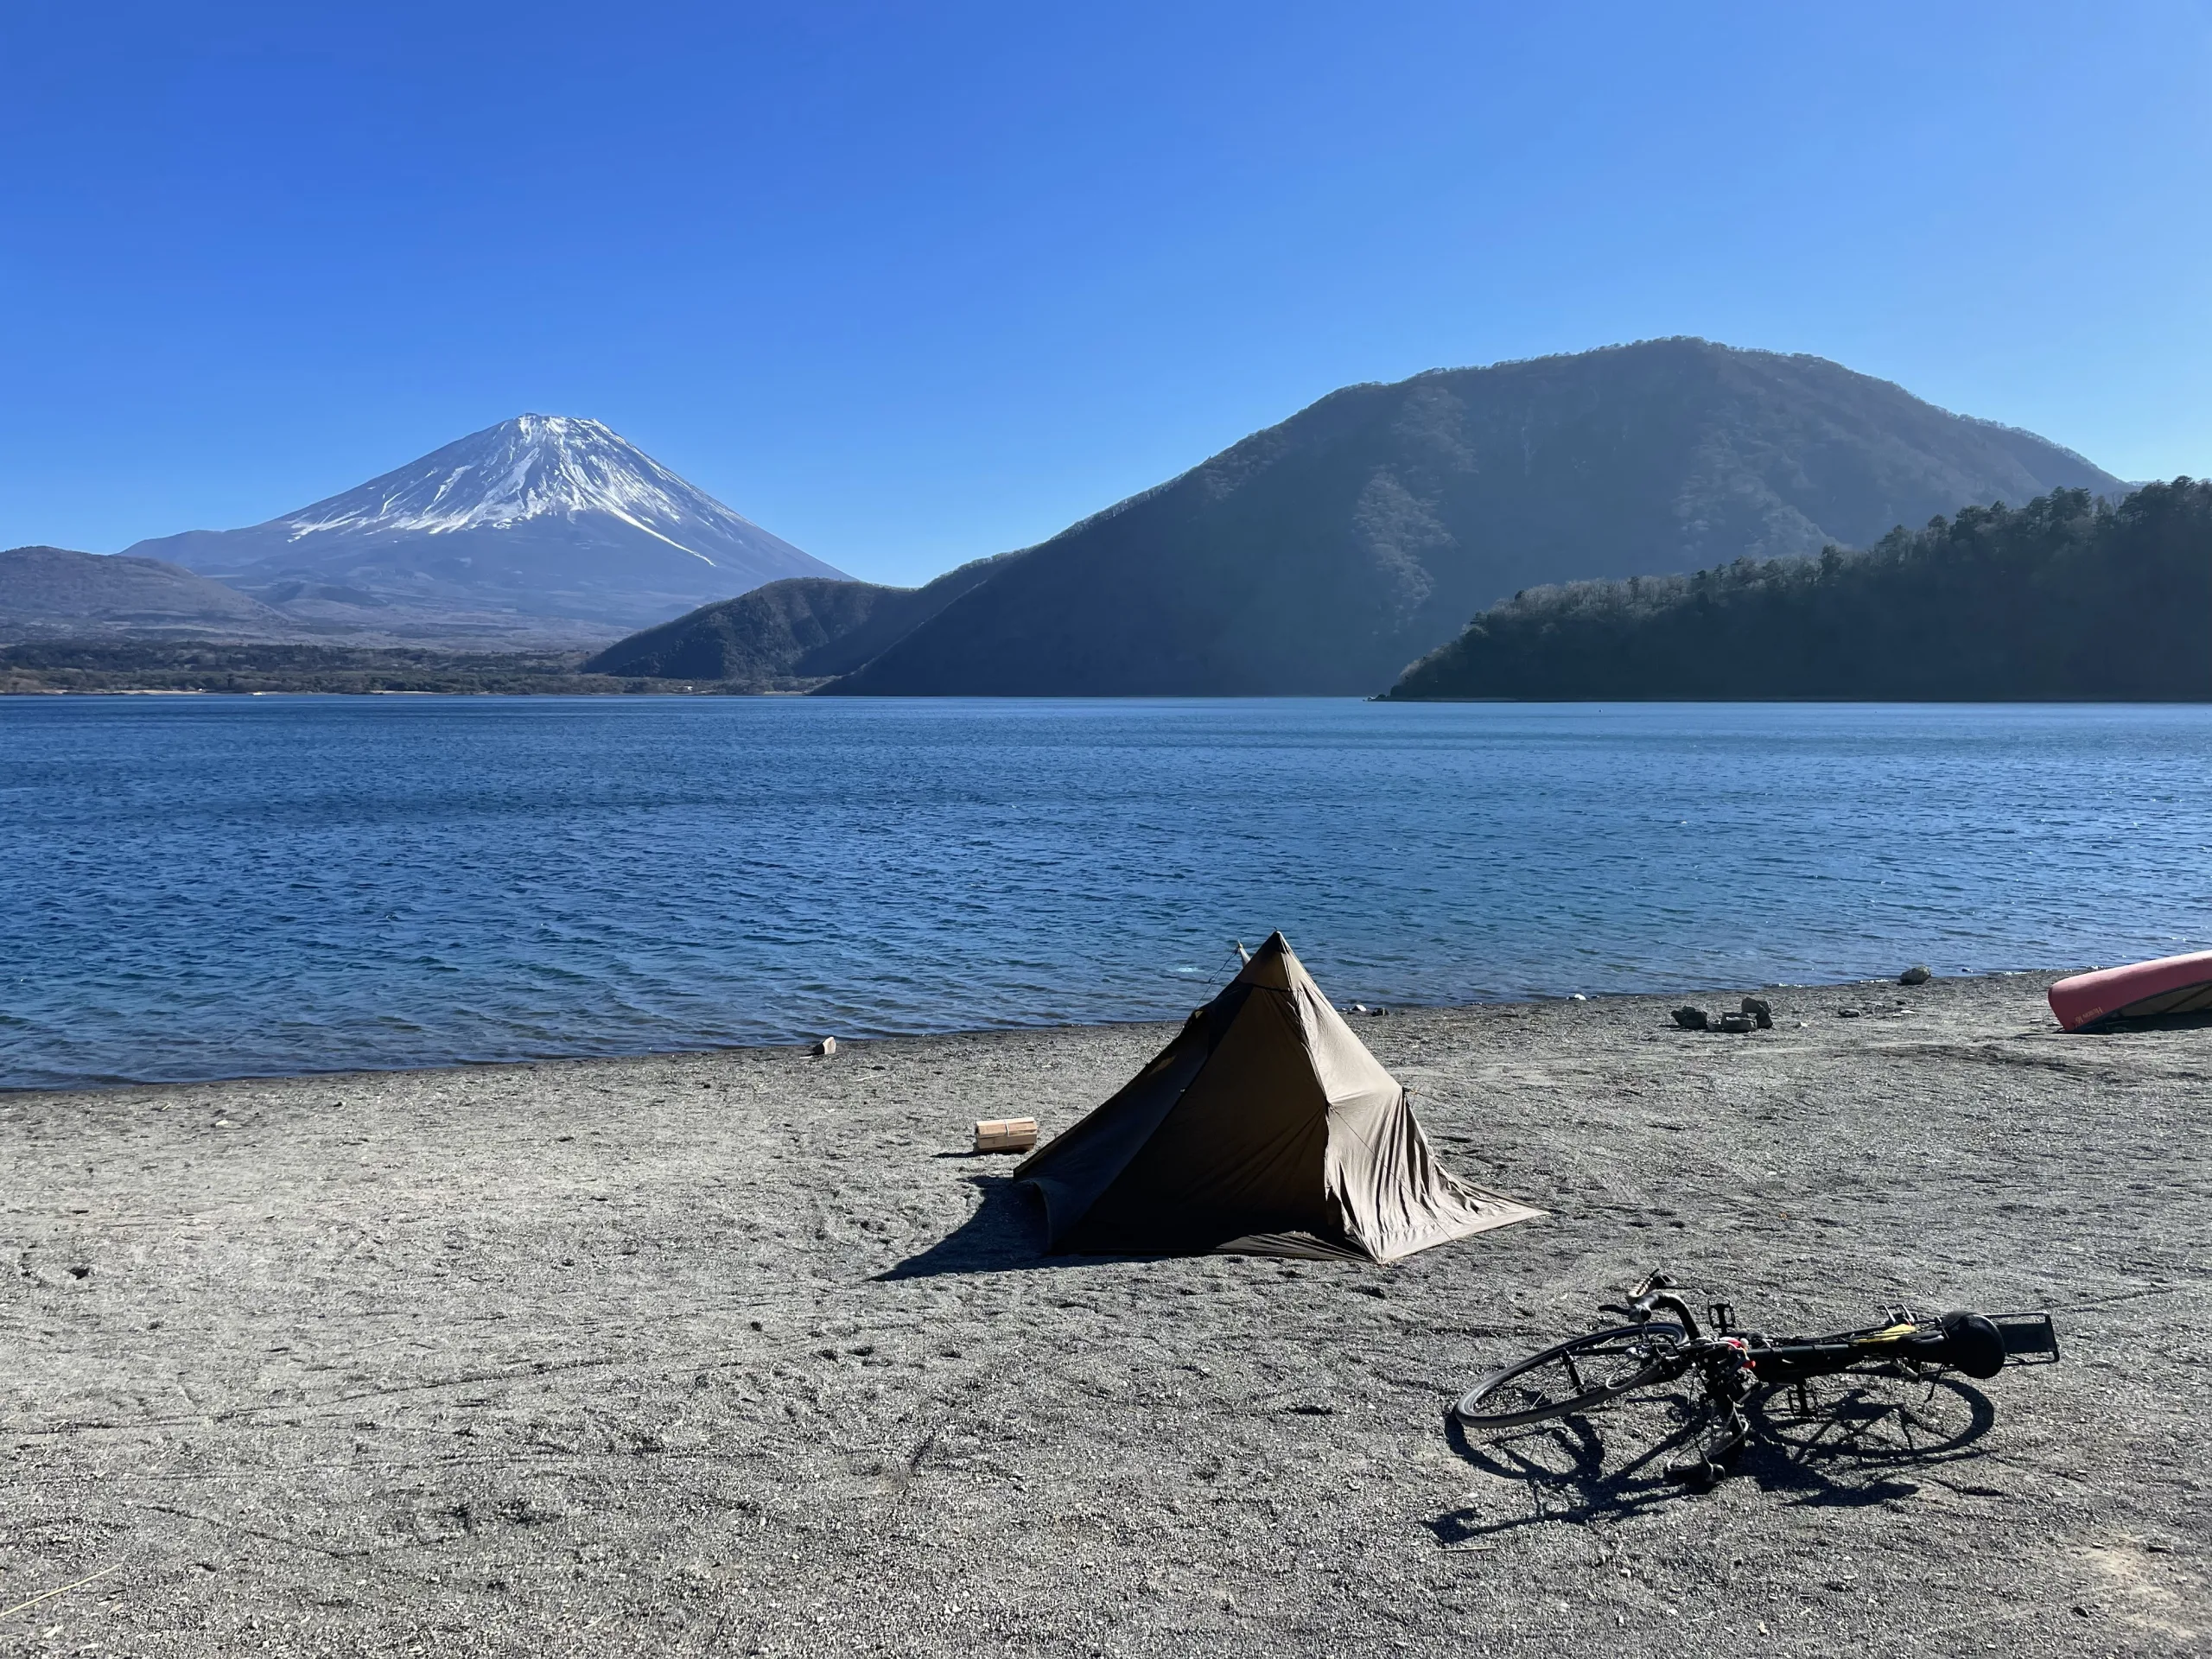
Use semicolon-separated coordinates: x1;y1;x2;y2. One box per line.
1612;1271;1703;1340
1640;1290;1702;1340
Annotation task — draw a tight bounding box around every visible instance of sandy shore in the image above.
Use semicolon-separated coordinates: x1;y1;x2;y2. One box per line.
3;972;2207;1656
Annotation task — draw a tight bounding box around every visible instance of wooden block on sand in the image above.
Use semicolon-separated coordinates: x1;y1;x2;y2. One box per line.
973;1116;1038;1154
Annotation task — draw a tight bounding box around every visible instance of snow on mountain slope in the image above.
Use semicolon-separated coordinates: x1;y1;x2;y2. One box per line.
277;416;775;557
125;416;846;638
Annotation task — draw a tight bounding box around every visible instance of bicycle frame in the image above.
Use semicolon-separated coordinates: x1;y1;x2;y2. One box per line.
1563;1273;2058;1481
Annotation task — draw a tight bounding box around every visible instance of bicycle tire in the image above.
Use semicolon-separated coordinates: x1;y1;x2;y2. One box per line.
1454;1322;1688;1431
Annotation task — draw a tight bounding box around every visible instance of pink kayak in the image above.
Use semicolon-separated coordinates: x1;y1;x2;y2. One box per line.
2049;950;2212;1032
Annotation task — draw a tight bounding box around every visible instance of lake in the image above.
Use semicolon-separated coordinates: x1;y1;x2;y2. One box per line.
3;696;2208;1089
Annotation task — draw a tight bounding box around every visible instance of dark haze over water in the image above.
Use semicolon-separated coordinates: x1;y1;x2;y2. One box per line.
3;696;2208;1089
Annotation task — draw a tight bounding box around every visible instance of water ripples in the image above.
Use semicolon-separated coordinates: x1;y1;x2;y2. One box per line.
2;696;2209;1088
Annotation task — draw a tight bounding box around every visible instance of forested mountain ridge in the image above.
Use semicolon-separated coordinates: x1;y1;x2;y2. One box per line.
1385;480;2212;701
811;338;2123;696
582;555;1013;686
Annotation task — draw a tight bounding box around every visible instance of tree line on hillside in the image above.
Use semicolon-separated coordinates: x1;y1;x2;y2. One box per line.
0;642;702;696
1385;480;2211;701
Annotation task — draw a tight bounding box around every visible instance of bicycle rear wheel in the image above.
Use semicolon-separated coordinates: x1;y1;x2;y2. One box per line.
1455;1323;1688;1431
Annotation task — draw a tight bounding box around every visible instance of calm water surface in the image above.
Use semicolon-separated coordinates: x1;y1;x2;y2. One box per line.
3;696;2208;1089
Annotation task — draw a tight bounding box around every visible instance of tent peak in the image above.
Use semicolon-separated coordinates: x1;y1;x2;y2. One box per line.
1232;930;1300;990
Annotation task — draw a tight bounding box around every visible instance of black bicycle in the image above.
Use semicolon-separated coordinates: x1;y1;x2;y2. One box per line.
1453;1272;2059;1485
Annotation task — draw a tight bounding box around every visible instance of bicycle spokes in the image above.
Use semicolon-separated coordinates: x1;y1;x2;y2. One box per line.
1513;1334;1663;1412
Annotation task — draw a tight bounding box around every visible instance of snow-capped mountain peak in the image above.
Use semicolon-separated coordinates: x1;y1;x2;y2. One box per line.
281;415;768;565
124;415;847;635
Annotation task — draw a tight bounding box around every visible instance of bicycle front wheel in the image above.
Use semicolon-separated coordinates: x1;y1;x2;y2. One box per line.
1455;1322;1688;1431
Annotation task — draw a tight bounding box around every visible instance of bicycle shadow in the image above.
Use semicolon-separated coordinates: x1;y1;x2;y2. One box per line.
1427;1375;1999;1543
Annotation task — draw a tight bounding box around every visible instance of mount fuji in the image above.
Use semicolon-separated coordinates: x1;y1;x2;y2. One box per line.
125;416;845;639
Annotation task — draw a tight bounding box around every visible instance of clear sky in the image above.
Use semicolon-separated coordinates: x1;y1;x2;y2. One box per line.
3;2;2208;587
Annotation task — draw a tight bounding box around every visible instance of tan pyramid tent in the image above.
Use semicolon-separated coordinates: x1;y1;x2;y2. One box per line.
1014;932;1541;1262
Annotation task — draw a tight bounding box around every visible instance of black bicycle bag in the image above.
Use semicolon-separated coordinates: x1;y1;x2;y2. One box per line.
1923;1311;2006;1378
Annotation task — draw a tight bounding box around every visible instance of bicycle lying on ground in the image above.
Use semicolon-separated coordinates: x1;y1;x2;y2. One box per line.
1453;1272;2059;1486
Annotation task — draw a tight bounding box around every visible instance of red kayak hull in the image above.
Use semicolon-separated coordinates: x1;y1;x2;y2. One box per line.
2049;950;2212;1032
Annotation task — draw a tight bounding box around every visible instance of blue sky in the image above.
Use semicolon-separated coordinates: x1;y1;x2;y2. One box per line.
3;2;2208;587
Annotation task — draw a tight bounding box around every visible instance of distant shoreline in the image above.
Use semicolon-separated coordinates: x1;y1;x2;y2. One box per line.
7;635;2209;700
0;639;776;696
1;685;812;697
9;674;2212;703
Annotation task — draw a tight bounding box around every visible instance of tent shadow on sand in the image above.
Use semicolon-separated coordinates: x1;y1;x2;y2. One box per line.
876;1175;1157;1279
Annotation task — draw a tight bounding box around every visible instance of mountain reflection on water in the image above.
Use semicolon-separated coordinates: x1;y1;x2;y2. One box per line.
3;696;2208;1089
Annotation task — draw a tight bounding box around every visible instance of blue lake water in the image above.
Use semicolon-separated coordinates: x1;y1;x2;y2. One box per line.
3;696;2209;1090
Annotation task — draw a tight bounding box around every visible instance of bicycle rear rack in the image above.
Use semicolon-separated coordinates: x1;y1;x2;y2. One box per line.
1992;1312;2061;1365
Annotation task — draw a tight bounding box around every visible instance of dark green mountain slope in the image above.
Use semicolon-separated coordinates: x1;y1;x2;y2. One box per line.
582;555;1010;685
1386;480;2211;701
817;339;2123;696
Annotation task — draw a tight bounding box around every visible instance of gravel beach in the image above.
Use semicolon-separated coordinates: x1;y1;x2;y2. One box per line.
4;971;2206;1656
